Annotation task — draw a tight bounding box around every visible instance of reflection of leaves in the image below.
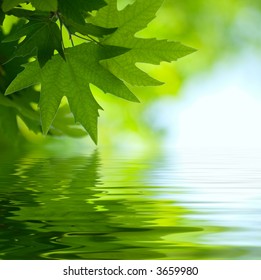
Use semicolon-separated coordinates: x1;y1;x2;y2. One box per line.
0;150;249;260
0;151;63;260
0;151;102;259
10;152;102;232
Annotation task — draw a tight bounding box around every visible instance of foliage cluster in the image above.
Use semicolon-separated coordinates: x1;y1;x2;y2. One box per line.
0;0;194;144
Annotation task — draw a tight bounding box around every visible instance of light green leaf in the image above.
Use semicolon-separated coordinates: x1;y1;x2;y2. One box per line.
93;0;196;86
5;62;40;95
94;0;163;43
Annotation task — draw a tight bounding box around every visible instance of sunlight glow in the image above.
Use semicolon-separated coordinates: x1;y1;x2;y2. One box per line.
161;52;261;148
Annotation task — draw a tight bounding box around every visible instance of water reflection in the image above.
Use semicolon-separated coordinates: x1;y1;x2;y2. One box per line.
0;148;260;259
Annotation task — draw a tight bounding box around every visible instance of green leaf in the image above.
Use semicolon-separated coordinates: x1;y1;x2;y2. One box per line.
6;8;50;20
3;19;44;42
58;0;106;24
2;0;57;12
93;0;196;86
62;18;117;38
0;93;14;107
5;18;65;67
6;43;138;143
1;0;21;12
101;38;195;85
30;0;58;11
4;62;40;95
94;0;163;42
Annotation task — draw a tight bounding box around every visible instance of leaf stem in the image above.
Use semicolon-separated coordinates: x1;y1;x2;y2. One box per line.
69;34;75;47
56;12;74;47
72;33;101;46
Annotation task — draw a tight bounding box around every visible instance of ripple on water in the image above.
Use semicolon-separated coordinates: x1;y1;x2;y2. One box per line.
0;148;260;259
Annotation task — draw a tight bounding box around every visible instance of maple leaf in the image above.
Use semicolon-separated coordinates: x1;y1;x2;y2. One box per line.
3;16;65;67
92;0;196;86
5;42;138;143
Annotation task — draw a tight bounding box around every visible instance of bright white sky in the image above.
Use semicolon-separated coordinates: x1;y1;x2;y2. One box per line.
153;51;261;149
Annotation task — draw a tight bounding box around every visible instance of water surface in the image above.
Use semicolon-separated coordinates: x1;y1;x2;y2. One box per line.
0;147;260;259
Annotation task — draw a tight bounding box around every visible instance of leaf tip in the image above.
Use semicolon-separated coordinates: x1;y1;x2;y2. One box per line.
89;131;98;145
4;89;13;96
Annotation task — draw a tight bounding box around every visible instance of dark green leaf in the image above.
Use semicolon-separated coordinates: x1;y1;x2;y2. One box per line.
4;19;65;67
63;18;117;38
6;8;50;20
2;0;57;12
0;22;33;87
1;0;22;12
58;0;107;24
30;0;57;11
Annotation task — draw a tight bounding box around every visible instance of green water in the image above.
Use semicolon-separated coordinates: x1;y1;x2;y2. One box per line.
0;146;260;259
